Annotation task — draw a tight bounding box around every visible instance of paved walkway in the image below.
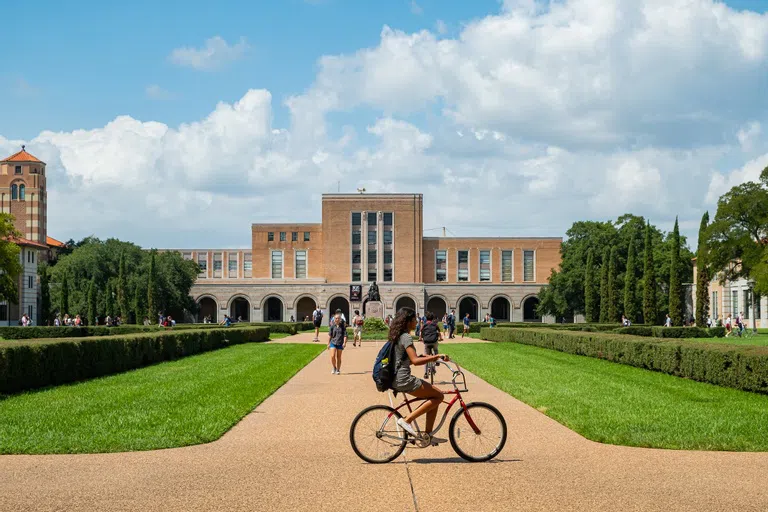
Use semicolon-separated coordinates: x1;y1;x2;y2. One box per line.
1;334;767;511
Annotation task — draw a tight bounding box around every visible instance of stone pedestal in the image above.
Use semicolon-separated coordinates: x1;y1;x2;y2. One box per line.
366;301;385;320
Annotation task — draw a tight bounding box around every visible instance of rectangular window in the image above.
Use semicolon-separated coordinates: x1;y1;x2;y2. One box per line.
732;289;739;316
368;250;377;264
367;270;377;282
384;212;393;226
352;269;361;282
213;253;222;271
268;232;274;242
295;250;307;279
501;250;513;282
744;290;751;319
384;268;393;282
352;212;361;226
479;250;491;282
197;253;207;277
523;250;535;282
0;304;7;321
384;250;392;264
31;252;34;264
352;231;361;245
352;250;361;264
279;232;286;242
383;231;393;245
228;253;238;277
435;250;447;282
457;250;469;282
368;212;377;226
14;166;21;175
28;275;33;288
292;232;298;242
244;252;252;278
368;230;377;245
28;305;33;319
756;294;762;319
271;251;283;279
182;252;192;261
304;232;310;242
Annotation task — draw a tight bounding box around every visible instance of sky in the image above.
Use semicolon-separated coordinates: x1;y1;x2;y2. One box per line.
1;0;768;249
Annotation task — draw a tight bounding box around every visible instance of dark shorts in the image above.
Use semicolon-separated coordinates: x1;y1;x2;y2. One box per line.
329;342;344;350
314;320;322;328
424;343;438;355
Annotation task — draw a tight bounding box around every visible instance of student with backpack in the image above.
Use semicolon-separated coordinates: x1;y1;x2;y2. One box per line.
447;309;456;339
418;311;443;379
461;313;471;338
352;309;364;347
375;307;449;445
312;305;323;342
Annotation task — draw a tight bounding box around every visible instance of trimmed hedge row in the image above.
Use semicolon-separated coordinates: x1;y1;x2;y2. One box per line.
162;322;315;334
0;326;270;394
613;326;724;338
0;325;163;340
480;327;768;394
495;322;627;332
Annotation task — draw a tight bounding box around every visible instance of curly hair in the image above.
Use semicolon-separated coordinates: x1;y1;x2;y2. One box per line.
388;307;417;344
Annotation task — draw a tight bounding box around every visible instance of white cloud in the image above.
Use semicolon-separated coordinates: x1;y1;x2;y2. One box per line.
737;121;762;151
145;84;174;100
168;36;249;71
435;20;448;35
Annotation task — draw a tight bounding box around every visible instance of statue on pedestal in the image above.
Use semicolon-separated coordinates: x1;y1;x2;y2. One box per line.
367;281;381;302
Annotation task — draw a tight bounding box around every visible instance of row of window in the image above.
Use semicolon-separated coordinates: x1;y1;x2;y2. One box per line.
14;166;42;175
192;252;253;279
10;184;26;200
712;289;764;320
436;249;535;282
271;250;307;279
352;212;393;226
268;231;311;242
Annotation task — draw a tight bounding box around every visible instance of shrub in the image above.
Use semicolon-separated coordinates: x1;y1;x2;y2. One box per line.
363;317;387;332
651;327;710;338
0;326;270;394
479;327;768;395
614;326;654;337
708;327;726;338
0;325;162;340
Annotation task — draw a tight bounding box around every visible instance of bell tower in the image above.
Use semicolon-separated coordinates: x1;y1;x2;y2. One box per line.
0;145;47;244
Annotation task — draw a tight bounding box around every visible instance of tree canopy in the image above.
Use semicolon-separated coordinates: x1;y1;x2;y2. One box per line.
0;213;23;304
538;214;694;321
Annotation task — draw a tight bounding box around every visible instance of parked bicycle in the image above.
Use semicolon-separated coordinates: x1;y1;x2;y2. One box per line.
349;360;507;463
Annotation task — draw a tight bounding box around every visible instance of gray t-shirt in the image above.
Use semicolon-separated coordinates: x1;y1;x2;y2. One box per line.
394;333;415;388
329;323;346;345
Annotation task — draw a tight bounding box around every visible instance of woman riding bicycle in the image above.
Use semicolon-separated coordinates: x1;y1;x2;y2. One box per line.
389;307;449;444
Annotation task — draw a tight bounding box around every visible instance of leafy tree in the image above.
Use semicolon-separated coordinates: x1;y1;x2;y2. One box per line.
642;222;657;324
695;211;710;326
105;280;115;318
39;264;52;325
668;217;684;326
584;248;599;322
117;252;130;320
0;213;23;304
623;237;638;323
133;280;144;324
607;246;620;322
87;278;97;326
147;250;158;321
599;247;610;323
707;167;768;295
61;274;70;316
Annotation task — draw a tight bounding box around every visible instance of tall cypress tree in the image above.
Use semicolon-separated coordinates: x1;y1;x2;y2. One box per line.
39;267;51;325
147;251;158;322
599;247;610;323
61;274;70;316
105;280;115;318
695;211;710;326
642;222;657;325
133;281;144;325
87;278;98;326
117;252;130;321
584;248;599;323
624;237;638;323
608;246;620;322
668;217;684;326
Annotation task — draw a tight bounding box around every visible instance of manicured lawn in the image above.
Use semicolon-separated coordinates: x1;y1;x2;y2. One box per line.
443;343;768;451
269;332;291;340
690;333;768;346
0;343;323;454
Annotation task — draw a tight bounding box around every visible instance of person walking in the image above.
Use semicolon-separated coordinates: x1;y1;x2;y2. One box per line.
664;314;672;327
461;313;471;338
312;305;323;342
352;309;363;347
328;312;347;375
447;309;456;339
419;312;443;379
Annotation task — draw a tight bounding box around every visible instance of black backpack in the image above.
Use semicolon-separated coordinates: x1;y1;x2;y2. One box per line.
315;310;323;323
372;339;398;392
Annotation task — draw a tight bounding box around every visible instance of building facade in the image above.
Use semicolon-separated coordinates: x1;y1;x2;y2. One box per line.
176;194;562;323
693;262;768;328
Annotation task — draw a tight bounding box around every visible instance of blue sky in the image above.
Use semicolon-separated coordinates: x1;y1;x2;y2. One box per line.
1;0;767;247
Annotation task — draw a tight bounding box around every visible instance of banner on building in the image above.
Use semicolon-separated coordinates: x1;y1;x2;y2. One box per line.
350;285;362;302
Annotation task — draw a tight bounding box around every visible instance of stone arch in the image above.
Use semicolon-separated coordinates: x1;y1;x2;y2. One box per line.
522;295;541;322
489;294;511;322
262;296;284;322
457;294;481;322
393;294;419;314
294;294;319;322
227;294;251;322
326;293;351;324
425;295;448;319
196;294;218;323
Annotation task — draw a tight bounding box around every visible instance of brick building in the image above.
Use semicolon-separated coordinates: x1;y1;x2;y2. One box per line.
174;194;561;323
692;260;768;328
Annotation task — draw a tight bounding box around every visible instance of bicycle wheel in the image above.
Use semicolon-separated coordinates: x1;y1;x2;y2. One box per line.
449;402;507;462
350;405;407;464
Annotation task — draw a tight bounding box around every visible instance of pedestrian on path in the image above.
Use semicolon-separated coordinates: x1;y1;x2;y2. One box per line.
328;312;347;375
352;309;363;347
461;313;471;338
448;309;456;338
312;305;323;342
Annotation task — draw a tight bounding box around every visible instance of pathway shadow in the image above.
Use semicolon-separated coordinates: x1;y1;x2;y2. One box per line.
408;457;522;464
343;372;372;375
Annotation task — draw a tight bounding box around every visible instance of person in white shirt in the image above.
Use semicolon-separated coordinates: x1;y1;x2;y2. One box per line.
312;306;323;342
725;315;732;337
706;316;713;328
664;314;672;327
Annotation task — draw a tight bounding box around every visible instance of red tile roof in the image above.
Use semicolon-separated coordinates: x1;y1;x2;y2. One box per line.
2;147;44;164
6;236;49;250
46;236;67;248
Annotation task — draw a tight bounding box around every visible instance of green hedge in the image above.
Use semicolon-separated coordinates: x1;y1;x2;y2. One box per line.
0;326;270;394
0;325;163;340
480;327;768;394
651;327;710;338
614;326;655;337
171;322;315;334
495;322;628;332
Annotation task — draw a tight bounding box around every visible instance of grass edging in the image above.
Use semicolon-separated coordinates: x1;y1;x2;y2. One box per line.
480;327;768;394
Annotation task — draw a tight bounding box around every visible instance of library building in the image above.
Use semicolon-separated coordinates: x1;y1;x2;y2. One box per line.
173;194;561;323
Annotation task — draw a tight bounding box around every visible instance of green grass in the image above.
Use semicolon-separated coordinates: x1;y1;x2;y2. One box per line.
0;343;323;454
269;332;290;340
443;343;768;451
690;333;768;346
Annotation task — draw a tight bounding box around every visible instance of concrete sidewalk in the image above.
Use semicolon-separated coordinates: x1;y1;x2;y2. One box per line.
1;336;767;511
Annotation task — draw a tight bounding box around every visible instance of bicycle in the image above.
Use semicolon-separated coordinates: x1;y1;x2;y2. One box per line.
349;360;507;463
423;342;438;384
